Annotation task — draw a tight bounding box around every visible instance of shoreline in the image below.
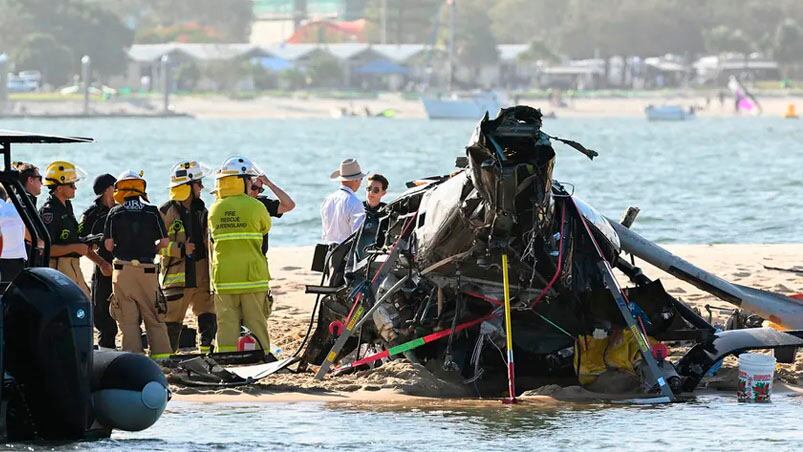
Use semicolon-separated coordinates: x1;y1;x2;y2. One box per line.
3;94;801;119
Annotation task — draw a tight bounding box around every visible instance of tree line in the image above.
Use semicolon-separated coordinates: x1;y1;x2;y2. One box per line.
363;0;803;65
0;0;253;86
2;0;802;86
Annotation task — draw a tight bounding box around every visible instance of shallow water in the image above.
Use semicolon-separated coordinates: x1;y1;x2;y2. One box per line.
6;396;802;451
1;116;801;245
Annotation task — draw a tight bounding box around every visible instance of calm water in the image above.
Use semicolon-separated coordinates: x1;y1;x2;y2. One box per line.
1;116;801;245
6;396;802;451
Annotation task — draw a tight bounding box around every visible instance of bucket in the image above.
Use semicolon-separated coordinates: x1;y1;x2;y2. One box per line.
737;353;776;402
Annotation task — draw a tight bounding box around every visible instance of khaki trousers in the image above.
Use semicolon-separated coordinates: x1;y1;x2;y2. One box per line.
111;261;172;357
164;264;215;323
50;257;90;299
215;291;271;353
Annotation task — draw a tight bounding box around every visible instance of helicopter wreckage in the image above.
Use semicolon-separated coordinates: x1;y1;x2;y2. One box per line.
301;106;803;400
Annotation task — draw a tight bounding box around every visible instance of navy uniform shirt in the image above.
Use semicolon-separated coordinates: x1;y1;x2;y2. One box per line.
256;196;282;254
79;198;114;264
39;195;82;258
104;197;168;262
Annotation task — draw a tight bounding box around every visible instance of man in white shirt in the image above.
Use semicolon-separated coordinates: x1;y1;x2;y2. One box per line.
320;158;367;245
0;186;26;287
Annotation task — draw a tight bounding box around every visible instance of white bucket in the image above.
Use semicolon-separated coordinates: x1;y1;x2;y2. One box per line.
737;353;776;402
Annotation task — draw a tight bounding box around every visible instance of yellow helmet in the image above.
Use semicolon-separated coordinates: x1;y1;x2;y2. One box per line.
44;161;86;187
113;170;147;204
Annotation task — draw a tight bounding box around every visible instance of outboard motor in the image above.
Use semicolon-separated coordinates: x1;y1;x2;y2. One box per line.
3;268;93;440
2;268;169;440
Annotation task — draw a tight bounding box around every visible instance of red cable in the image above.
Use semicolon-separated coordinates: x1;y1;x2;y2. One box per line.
530;202;567;307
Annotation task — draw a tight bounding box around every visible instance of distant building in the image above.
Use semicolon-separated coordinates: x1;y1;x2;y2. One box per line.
643;55;690;88
539;59;605;90
694;54;781;85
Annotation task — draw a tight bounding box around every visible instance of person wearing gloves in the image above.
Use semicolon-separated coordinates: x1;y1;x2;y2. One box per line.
159;161;216;352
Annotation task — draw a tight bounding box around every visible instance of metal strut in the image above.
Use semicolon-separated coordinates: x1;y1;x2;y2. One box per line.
573;198;675;401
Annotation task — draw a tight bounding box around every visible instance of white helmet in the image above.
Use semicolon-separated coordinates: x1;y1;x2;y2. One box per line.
215;156;263;180
116;169;145;183
169;161;209;188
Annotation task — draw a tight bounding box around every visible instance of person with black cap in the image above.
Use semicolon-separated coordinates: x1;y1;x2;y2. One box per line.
79;173;117;348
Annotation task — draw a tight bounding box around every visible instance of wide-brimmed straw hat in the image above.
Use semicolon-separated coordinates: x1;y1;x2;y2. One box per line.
329;158;367;181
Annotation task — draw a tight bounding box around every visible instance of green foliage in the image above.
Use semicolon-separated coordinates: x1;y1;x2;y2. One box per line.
13;33;74;86
304;52;343;87
488;0;567;44
774;19;803;64
0;0;133;79
131;0;255;43
363;0;442;44
202;60;252;92
251;63;278;90
488;0;803;61
703;26;754;55
518;39;559;63
277;68;307;90
453;0;498;68
175;61;201;90
136;22;224;44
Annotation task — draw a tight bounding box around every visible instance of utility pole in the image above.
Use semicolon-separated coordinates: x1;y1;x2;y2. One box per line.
292;0;307;31
447;0;455;91
81;55;91;115
161;55;170;113
0;54;7;114
380;0;387;45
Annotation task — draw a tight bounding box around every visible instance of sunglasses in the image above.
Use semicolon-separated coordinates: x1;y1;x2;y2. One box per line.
366;187;383;194
65;183;76;189
251;184;265;194
32;175;43;182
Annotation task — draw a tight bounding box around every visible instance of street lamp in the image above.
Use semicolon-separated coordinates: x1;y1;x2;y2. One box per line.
81;55;91;115
160;55;170;113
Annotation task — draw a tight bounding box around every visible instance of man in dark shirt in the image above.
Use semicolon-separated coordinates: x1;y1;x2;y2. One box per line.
247;173;295;254
104;170;172;359
79;173;117;348
40;161;106;298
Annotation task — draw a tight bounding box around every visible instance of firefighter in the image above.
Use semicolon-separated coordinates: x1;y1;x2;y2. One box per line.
208;157;271;353
40;161;107;297
104;170;172;358
78;173;118;348
159;161;216;352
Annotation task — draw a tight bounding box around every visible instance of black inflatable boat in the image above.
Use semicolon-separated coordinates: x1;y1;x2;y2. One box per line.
0;130;169;441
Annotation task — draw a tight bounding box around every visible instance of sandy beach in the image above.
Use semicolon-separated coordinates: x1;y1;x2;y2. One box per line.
78;243;803;404
6;93;803;119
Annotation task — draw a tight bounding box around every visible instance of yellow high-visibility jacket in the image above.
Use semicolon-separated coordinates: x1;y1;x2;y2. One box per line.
208;193;271;294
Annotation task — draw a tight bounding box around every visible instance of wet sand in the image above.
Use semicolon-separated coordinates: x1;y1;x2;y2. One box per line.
81;243;803;403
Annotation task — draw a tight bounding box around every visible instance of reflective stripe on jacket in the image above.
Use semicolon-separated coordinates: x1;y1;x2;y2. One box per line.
159;201;189;291
208;193;271;294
